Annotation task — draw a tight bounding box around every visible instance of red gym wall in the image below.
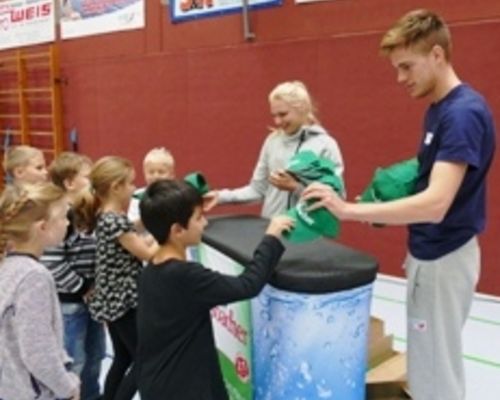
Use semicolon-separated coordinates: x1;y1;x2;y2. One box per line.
12;1;500;293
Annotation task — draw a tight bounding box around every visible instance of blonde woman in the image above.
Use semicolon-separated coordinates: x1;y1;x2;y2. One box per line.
0;183;80;400
212;80;344;217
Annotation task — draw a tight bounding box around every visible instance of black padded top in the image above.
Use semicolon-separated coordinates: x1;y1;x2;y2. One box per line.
202;215;379;294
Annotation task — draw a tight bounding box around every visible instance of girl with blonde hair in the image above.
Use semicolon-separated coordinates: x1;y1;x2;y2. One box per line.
80;156;157;400
0;183;80;400
213;80;344;217
2;145;48;185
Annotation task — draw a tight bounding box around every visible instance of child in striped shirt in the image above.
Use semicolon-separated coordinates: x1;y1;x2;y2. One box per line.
41;152;105;400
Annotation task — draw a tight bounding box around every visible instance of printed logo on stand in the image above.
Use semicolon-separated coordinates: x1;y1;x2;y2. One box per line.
235;354;250;382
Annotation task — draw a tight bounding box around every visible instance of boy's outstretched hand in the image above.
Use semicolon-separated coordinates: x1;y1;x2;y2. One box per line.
265;215;295;238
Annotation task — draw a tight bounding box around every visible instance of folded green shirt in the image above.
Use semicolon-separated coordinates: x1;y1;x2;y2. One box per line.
359;158;419;203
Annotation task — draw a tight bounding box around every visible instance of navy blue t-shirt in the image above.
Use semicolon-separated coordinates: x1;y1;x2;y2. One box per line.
408;84;496;260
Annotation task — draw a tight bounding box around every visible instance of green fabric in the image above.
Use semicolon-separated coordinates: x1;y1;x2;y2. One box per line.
283;151;343;243
284;205;322;243
132;188;146;201
284;200;340;243
359;158;419;203
286;150;344;193
184;172;210;195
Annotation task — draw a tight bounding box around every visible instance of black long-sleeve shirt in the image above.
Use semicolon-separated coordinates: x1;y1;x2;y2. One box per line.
136;235;285;400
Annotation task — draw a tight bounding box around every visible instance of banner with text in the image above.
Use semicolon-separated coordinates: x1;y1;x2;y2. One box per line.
295;0;333;3
0;0;55;51
60;0;144;40
170;0;281;23
195;243;253;400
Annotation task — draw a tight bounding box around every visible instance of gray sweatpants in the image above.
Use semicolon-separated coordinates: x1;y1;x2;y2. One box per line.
404;237;480;400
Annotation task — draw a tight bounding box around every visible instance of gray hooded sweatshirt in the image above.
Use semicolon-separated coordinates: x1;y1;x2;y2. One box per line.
0;254;79;400
218;124;344;217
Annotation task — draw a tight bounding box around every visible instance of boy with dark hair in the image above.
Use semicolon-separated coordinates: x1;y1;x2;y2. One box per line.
136;179;293;400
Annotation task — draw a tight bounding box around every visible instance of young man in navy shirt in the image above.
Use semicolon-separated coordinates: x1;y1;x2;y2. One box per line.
302;9;496;400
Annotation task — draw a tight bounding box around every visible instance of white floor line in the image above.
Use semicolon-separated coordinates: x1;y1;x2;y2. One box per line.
371;273;500;400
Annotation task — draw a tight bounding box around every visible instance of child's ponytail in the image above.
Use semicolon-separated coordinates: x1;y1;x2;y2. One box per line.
72;189;100;233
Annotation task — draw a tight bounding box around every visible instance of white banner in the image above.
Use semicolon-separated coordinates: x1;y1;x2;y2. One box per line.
170;0;281;23
295;0;333;3
0;0;56;51
60;0;144;40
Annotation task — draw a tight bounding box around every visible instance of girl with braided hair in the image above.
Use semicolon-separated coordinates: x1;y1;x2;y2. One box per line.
0;183;80;400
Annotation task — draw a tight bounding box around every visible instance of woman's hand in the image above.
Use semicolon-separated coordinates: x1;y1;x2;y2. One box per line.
268;170;299;192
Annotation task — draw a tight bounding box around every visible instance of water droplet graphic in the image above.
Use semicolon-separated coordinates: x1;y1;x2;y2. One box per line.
353;323;363;338
299;361;312;383
270;344;278;358
260;310;271;321
263;327;270;339
316;382;333;398
253;284;374;399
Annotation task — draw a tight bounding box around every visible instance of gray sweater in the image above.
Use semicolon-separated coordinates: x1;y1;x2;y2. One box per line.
218;124;344;217
0;254;79;400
